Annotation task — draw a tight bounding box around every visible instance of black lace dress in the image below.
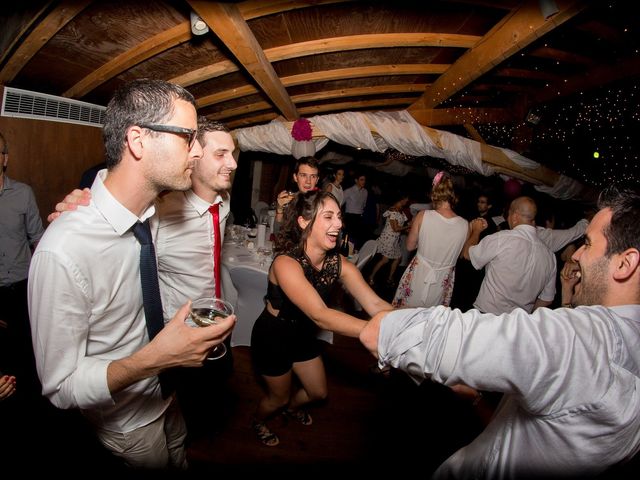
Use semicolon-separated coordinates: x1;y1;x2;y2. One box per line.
250;247;341;376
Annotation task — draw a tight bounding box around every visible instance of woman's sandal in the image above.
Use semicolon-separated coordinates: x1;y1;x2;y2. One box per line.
252;419;280;446
283;408;313;426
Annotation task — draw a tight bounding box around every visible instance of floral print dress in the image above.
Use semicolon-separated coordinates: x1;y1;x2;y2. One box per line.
376;209;407;259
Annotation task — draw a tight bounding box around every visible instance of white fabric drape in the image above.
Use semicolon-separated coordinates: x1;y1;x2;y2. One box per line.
233;110;584;200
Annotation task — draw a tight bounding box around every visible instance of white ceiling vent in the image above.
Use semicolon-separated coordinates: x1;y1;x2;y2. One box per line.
1;86;105;128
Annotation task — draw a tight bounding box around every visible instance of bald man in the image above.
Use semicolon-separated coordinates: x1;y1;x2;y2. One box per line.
462;196;556;314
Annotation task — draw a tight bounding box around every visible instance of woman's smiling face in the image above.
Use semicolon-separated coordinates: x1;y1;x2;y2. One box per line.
309;197;342;250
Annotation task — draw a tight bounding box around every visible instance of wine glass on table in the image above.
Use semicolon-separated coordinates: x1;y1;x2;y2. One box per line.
186;297;234;360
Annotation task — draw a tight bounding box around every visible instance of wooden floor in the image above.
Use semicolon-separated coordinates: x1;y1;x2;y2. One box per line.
182;334;486;476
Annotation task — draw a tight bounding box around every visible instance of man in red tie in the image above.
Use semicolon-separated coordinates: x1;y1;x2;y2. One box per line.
154;118;236;315
153;118;238;436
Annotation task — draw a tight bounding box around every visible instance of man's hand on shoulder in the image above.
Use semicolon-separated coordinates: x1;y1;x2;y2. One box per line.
47;188;91;223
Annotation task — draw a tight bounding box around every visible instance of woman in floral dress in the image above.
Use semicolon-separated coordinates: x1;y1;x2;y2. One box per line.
368;193;410;286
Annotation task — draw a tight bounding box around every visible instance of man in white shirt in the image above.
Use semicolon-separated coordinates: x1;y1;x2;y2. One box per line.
28;80;235;469
342;173;368;249
156;118;237;316
360;185;640;479
155;118;237;434
462;196;556;314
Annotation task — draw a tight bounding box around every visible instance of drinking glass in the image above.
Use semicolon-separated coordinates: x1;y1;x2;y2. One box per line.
186;297;234;360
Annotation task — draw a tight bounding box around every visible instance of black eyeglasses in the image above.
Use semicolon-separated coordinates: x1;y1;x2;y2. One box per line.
139;123;197;149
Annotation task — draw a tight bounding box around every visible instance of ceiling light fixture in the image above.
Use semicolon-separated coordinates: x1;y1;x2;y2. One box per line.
190;12;209;35
539;0;559;20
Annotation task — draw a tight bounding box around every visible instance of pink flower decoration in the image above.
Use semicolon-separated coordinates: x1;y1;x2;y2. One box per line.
432;171;445;187
291;118;313;141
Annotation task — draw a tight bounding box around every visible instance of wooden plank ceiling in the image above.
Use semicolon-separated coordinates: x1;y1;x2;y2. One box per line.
0;0;638;182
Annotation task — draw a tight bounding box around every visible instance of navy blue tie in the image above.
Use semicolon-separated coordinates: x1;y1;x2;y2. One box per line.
132;220;172;397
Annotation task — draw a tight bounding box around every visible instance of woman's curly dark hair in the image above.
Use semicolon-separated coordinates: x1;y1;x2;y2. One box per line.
274;190;339;254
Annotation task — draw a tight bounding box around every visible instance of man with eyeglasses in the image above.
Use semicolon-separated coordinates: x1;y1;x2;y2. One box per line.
48;115;239;443
28;79;235;470
273;156;320;226
0;131;45;404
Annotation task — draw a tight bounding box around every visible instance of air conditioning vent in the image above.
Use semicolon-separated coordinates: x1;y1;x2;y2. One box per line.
1;86;105;128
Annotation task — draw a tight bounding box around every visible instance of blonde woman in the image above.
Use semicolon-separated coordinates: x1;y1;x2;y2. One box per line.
392;172;468;307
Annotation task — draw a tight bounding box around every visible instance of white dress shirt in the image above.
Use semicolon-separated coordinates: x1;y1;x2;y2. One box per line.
343;184;368;215
470;224;556;314
156;189;229;321
377;304;640;479
28;170;170;432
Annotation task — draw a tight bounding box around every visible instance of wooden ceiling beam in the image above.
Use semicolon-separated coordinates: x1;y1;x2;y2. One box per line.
269;33;481;62
238;0;351;20
0;0;92;85
63;1;354;98
292;84;429;104
410;107;516;126
174;33;471;88
200;83;428;113
197;66;547;111
224;105;513;129
64;23;191;98
529;46;596;67
188;0;298;120
408;0;587;112
197;65;447;108
0;1;53;67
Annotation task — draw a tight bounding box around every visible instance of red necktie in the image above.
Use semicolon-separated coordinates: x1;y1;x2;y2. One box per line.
208;203;222;298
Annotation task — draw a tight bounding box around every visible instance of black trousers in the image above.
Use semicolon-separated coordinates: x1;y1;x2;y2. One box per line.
344;212;365;250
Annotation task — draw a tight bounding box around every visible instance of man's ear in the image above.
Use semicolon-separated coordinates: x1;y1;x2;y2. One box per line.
612;248;640;281
126;126;145;160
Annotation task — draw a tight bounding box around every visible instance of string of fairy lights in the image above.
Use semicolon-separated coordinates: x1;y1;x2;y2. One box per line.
476;83;639;188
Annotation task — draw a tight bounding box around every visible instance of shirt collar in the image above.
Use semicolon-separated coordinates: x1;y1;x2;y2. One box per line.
185;189;225;216
92;169;156;236
0;175;14;195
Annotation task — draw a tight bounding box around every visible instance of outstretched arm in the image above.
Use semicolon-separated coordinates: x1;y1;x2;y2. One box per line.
359;310;386;359
461;218;487;260
341;259;393;316
273;255;368;337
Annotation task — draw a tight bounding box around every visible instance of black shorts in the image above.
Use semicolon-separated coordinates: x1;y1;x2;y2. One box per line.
251;309;322;377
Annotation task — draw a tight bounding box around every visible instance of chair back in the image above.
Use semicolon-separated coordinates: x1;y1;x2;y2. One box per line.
228;265;268;347
356;239;377;270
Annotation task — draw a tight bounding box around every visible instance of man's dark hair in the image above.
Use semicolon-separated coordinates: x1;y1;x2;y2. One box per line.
294;156;319;174
103;79;196;169
598;185;640;256
197;116;230;147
